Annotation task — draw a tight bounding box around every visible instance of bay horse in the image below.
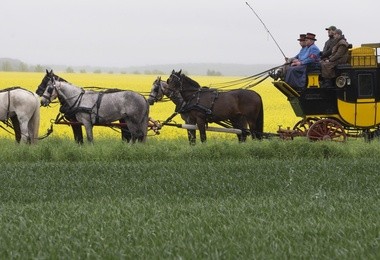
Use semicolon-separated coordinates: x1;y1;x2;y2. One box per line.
167;70;264;143
0;87;40;144
148;76;196;142
36;70;132;143
40;77;149;143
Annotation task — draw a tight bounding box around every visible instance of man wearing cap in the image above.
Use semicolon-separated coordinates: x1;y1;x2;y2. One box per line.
285;33;321;89
320;29;349;86
321;26;337;60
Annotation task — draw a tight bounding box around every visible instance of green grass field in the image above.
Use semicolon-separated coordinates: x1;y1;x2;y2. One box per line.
0;138;379;258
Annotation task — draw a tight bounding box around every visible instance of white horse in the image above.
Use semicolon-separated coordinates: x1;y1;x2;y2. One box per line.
40;78;149;143
0;87;40;144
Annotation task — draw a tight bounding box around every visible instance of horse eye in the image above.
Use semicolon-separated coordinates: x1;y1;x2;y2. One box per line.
47;87;53;94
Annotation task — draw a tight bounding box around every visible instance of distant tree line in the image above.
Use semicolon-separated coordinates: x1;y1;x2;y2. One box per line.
207;69;222;76
0;60;46;72
1;59;224;76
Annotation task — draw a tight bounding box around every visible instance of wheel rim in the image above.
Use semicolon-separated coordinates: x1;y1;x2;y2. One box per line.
307;119;347;142
293;117;319;136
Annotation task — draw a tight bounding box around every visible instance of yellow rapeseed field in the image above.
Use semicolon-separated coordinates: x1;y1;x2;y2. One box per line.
0;71;299;141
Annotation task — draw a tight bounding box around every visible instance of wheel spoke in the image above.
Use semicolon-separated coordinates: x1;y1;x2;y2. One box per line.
307;119;347;142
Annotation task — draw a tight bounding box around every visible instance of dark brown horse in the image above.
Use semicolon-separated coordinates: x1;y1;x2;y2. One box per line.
167;70;264;144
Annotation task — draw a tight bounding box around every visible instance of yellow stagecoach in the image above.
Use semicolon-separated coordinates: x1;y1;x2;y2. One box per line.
272;43;380;141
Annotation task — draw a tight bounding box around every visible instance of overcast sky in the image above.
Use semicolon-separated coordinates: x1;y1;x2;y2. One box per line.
1;0;379;68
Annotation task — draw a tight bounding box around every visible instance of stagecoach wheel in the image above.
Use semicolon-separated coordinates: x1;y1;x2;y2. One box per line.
306;119;347;142
293;117;320;136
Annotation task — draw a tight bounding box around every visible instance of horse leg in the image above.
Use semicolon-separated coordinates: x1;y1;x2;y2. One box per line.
64;115;83;144
247;118;261;140
231;117;248;142
185;115;196;145
247;109;263;140
10;116;21;143
121;120;145;144
187;129;196;145
119;119;131;142
18;119;30;144
71;125;84;144
196;117;207;143
82;123;94;143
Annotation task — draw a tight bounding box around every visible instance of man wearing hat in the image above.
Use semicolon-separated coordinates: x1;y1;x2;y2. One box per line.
321;28;349;87
286;34;308;65
270;34;308;80
284;32;321;89
321;25;337;60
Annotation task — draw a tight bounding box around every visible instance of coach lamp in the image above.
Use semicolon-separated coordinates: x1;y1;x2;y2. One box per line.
336;75;351;88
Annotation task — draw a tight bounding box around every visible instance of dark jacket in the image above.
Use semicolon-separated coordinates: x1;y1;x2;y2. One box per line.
329;36;349;64
321;37;338;59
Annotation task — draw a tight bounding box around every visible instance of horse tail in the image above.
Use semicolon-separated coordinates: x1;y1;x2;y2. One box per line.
256;96;264;139
29;94;41;144
140;98;150;142
130;95;150;143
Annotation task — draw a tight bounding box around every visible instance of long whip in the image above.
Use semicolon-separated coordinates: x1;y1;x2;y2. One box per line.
245;1;287;59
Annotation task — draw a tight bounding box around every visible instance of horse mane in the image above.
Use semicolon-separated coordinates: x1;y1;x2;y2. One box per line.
182;74;201;89
83;86;124;93
0;86;34;95
0;86;22;93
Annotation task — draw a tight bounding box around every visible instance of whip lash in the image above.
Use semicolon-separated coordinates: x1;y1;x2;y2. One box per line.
245;1;287;59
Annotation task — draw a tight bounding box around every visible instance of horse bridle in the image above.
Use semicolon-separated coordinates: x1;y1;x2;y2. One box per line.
168;72;183;91
42;78;57;102
149;80;164;102
36;72;65;96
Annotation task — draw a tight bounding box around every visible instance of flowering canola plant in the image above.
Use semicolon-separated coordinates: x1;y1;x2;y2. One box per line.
0;72;299;141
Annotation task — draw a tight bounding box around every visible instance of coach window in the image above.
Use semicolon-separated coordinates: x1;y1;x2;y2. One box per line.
358;74;373;97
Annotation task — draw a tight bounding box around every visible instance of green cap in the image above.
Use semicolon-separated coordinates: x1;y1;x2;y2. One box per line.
325;26;337;31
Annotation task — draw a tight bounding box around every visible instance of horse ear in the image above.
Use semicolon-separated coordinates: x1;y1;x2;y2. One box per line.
171;69;175;74
178;69;182;75
46;69;49;73
158;76;161;81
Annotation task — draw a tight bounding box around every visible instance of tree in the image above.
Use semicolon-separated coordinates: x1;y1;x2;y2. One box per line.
18;62;29;72
207;69;222;76
34;64;44;72
1;61;12;71
66;67;74;73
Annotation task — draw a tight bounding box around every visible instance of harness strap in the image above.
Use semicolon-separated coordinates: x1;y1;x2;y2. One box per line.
181;88;218;116
95;91;105;124
61;88;85;115
6;90;11;127
209;90;219;113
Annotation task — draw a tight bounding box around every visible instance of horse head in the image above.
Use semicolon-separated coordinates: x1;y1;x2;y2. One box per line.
148;76;165;105
40;77;59;106
167;69;183;91
36;69;68;96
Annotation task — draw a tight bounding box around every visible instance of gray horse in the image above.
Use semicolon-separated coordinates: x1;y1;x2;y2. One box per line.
0;87;40;144
41;78;149;143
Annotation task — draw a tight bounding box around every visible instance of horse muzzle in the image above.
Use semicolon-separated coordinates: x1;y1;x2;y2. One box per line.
40;96;51;106
147;97;156;105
